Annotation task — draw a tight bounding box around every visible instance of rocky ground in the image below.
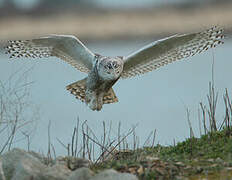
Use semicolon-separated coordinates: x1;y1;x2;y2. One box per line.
0;148;137;180
91;129;232;179
1;129;232;180
93;130;232;180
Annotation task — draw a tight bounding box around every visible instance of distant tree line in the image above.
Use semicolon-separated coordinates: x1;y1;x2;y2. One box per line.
0;0;231;18
0;0;90;17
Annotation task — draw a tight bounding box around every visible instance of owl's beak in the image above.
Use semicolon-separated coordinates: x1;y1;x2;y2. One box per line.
113;69;119;77
113;71;117;76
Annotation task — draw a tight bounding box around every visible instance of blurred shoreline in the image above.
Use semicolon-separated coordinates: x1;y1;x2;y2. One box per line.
0;3;232;41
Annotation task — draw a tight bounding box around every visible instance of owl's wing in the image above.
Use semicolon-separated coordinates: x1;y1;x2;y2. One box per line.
4;35;95;73
121;26;224;78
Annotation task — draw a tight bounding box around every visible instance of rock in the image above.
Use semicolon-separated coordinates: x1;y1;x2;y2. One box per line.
216;157;223;163
28;150;49;164
56;156;90;170
67;157;90;170
210;164;218;168
137;166;144;175
44;163;71;180
207;158;214;162
0;160;6;180
11;157;45;180
1;149;138;180
1;148;45;180
175;161;185;167
68;167;93;180
90;169;138;180
195;167;203;174
1;148;71;180
145;156;160;162
226;167;232;171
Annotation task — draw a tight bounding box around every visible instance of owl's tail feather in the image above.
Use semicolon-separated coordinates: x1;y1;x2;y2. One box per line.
66;78;118;104
66;78;87;103
103;88;118;104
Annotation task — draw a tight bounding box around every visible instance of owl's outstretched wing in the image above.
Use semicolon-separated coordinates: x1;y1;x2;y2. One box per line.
4;35;95;73
121;26;224;78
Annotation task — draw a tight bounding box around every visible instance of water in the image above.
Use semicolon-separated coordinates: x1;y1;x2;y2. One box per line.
93;0;187;8
0;37;231;156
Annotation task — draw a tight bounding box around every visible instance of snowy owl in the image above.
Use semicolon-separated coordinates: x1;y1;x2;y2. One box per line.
4;26;224;111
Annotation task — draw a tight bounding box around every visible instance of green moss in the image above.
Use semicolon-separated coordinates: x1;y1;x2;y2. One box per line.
159;129;232;161
91;128;232;179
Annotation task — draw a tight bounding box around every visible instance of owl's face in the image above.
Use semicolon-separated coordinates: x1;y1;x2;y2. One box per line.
97;57;123;80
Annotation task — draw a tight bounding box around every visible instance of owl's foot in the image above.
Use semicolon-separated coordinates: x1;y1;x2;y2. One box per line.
88;98;103;111
96;104;102;111
85;89;104;111
96;93;104;111
89;98;98;111
85;89;92;104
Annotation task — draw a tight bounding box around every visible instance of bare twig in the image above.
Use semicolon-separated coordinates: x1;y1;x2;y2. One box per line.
82;130;112;153
151;129;157;148
220;88;232;131
46;120;53;165
143;131;154;147
21;131;31;151
0;67;38;154
71;127;76;156
198;108;202;136
74;117;80;157
81;120;87;159
51;143;56;160
200;102;207;135
133;127;136;150
118;121;121;151
102;121;106;155
186;108;194;138
95;123;139;164
207;82;218;131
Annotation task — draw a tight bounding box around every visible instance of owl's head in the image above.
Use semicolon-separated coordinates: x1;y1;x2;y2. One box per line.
97;56;124;80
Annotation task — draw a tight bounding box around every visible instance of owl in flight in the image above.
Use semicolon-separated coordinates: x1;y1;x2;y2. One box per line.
4;26;224;111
